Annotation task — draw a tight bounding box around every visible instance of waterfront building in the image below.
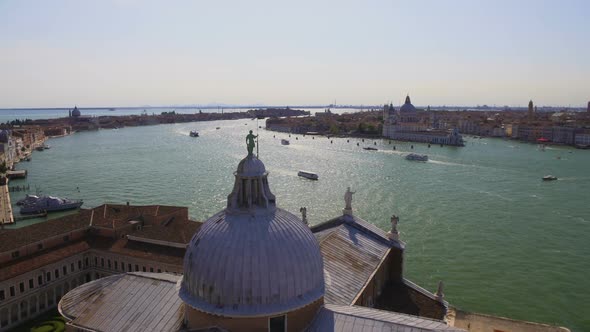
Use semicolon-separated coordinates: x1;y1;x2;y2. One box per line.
574;129;590;147
587;101;590;113
383;96;464;146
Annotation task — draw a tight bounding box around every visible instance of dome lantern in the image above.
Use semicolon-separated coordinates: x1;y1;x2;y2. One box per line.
226;154;276;212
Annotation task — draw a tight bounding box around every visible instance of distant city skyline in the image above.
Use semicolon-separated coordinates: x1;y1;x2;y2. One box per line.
1;0;589;108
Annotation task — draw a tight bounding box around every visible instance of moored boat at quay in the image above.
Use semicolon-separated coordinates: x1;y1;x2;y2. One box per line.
19;195;83;214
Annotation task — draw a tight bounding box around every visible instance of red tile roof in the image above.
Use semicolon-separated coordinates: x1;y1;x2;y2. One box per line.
1;241;90;281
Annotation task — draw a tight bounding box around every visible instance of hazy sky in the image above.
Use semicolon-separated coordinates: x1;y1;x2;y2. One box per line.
1;0;589;108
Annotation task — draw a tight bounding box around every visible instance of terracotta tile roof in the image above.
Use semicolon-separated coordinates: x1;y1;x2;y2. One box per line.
88;236;185;266
89;204;189;230
90;204;160;229
129;217;201;244
0;210;92;253
0;241;90;281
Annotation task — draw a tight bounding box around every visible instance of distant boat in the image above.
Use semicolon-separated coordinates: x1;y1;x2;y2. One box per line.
363;147;378;151
216;127;220;130
43;144;50;149
298;170;318;180
281;139;290;145
405;153;428;162
190;131;199;137
35;146;44;151
542;175;557;181
108;108;116;112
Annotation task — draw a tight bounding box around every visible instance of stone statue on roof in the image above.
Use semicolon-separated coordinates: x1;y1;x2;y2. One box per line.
344;187;355;211
391;215;399;233
300;207;307;225
246;130;258;156
388;214;400;240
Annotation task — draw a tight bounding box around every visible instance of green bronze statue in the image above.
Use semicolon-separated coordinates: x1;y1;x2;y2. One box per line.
246;130;258;156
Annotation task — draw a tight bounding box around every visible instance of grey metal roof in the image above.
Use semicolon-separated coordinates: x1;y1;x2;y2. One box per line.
58;272;184;332
180;207;325;317
306;304;465;332
313;213;404;250
311;214;403;305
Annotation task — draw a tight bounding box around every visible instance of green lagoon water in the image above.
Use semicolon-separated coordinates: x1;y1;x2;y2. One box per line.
6;119;590;331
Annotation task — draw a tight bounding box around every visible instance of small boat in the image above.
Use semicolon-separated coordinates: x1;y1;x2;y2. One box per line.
542;175;557;181
298;170;318;180
35;146;44;151
216;127;220;130
363;147;378;151
405;153;428;162
190;131;199;137
43;144;50;149
281;139;290;145
20;195;83;214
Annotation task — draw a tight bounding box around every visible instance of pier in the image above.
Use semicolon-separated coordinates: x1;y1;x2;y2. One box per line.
0;180;14;224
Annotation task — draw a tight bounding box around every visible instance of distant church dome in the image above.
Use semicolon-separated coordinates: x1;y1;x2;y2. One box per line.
179;154;325;317
399;95;416;113
71;106;81;117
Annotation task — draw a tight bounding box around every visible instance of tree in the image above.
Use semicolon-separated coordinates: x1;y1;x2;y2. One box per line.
329;124;340;135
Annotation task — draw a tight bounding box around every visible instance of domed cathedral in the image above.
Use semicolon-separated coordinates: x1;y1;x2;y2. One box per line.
382;95;423;137
57;136;464;332
179;152;325;331
399;95;418;123
382;95;465;146
70;106;81;118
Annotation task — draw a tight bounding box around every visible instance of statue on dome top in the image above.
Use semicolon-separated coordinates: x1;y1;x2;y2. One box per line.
246;130;258;156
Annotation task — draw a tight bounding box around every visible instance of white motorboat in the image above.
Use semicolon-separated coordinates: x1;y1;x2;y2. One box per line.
405;153;428;162
20;195;83;214
542;175;557;181
298;170;318;180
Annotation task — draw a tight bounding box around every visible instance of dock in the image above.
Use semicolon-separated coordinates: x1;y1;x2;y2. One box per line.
6;169;27;179
0;180;14;224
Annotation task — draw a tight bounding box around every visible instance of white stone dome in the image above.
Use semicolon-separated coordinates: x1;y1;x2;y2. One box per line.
179;208;325;317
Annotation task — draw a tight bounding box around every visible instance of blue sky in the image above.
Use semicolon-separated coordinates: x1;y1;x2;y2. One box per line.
1;0;589;108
